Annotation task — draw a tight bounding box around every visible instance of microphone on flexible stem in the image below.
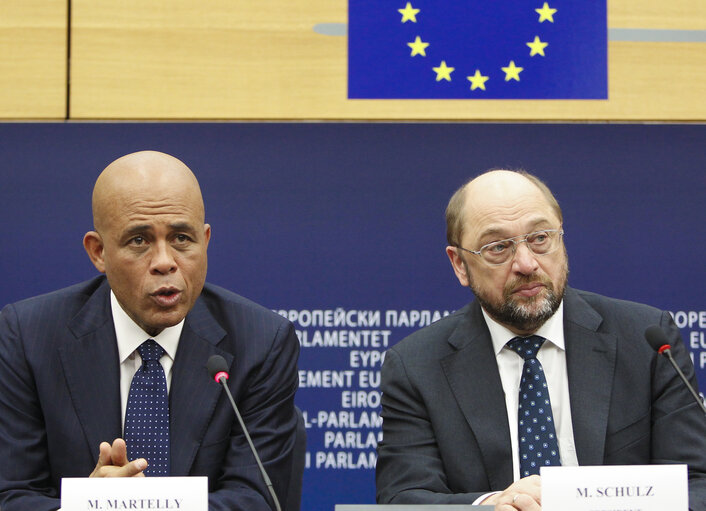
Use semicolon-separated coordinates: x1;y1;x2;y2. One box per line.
644;325;706;415
206;355;282;511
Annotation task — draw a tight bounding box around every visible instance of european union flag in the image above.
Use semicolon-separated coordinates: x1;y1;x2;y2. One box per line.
348;0;607;99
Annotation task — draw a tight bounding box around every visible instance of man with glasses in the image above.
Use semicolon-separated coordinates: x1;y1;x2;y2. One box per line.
376;170;706;511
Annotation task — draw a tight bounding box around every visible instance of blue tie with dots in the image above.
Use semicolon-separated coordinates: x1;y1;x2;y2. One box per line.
124;339;170;476
507;335;561;477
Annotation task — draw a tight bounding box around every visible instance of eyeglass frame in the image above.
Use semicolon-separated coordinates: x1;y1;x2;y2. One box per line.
454;228;565;266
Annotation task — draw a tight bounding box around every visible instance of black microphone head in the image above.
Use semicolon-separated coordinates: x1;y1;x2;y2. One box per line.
207;355;230;381
645;325;671;352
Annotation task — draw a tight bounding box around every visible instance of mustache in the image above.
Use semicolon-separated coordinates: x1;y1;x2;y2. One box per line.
503;274;553;297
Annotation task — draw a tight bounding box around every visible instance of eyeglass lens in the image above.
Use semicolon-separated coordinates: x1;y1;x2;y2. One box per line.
481;231;560;264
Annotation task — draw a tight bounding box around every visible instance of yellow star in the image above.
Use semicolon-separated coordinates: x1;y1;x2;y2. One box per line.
433;61;454;81
535;2;557;23
407;36;429;57
501;61;523;81
398;2;420;23
466;70;489;91
527;36;548;56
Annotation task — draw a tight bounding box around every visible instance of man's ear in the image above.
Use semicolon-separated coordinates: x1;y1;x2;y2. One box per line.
446;246;471;288
83;231;106;273
203;223;211;246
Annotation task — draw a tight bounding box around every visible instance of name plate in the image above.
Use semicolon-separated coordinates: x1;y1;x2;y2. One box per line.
541;464;687;511
61;476;207;511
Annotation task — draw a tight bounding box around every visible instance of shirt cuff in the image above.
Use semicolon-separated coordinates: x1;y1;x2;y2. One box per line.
472;491;501;506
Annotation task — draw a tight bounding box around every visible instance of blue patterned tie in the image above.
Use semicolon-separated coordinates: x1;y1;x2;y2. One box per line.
124;339;170;476
507;335;561;477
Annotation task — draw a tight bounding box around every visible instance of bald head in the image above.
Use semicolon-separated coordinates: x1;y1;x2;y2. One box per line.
446;169;562;247
92;151;204;233
83;150;211;336
444;169;567;335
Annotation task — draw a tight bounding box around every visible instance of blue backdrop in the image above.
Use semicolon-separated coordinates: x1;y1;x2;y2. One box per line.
0;123;704;510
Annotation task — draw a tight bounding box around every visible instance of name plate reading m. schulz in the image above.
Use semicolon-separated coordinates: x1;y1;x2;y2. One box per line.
61;476;207;511
541;464;687;511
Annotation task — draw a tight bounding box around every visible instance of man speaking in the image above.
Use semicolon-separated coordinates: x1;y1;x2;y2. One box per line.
375;170;706;510
0;151;299;510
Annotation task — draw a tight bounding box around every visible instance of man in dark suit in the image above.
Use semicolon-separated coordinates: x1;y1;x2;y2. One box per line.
0;151;299;510
376;170;706;511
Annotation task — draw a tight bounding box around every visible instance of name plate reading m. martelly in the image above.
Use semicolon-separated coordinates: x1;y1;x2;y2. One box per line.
541;464;688;511
61;476;207;511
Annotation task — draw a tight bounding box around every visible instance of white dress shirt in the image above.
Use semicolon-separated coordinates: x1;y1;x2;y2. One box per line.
472;301;578;504
110;291;183;432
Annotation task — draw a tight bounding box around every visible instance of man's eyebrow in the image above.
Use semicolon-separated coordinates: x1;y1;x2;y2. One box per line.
477;219;555;242
169;222;197;233
478;228;506;241
124;224;152;236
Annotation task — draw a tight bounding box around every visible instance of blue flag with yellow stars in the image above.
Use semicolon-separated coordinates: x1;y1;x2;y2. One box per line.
348;0;607;99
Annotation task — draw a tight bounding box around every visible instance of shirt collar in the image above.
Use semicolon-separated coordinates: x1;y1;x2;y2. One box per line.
482;300;565;356
111;291;183;364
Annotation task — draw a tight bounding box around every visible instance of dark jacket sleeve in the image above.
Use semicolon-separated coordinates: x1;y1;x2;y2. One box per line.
376;347;486;504
207;318;300;511
0;303;61;510
651;312;706;511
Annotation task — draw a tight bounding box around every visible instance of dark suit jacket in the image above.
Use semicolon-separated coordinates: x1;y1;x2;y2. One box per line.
0;276;299;511
376;287;706;509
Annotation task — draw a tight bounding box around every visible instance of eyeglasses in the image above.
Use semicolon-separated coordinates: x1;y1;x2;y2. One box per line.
456;229;564;266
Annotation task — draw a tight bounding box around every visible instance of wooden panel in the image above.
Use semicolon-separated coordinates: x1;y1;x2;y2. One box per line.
611;0;706;30
0;1;67;119
69;0;706;120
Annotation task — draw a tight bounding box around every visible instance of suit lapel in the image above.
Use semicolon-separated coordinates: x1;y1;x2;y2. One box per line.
168;295;229;476
562;288;617;466
59;279;122;463
440;303;514;490
439;289;619;483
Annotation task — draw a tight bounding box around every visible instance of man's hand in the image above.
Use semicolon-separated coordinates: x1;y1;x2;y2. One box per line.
481;475;542;511
89;438;147;477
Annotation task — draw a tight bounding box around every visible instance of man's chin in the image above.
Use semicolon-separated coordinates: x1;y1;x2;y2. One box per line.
140;310;188;337
477;292;560;333
508;295;550;315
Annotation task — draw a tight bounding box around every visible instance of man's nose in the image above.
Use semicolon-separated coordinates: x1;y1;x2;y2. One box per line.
510;241;539;275
150;242;177;274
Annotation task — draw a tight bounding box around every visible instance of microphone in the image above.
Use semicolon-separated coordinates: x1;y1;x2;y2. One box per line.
207;355;282;511
644;326;706;415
